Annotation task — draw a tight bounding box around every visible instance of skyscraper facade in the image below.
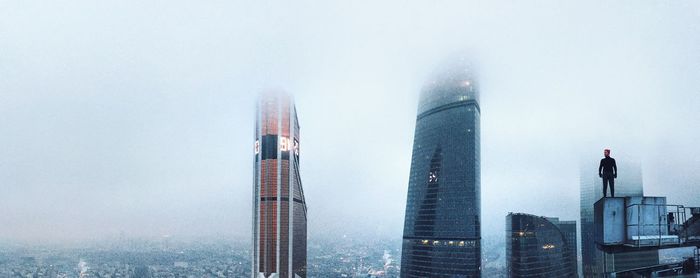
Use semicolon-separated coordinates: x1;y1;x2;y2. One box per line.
555;219;578;276
580;158;657;276
506;213;576;278
400;61;481;277
252;92;307;278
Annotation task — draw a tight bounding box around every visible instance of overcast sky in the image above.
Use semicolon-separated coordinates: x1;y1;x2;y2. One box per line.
1;1;699;244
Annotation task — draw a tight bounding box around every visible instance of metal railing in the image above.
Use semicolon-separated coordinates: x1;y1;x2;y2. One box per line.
624;203;688;247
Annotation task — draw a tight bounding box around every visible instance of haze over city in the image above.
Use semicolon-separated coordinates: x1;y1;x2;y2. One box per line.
2;0;699;249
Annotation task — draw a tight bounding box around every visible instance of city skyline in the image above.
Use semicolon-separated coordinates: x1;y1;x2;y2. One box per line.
1;1;700;251
2;1;700;277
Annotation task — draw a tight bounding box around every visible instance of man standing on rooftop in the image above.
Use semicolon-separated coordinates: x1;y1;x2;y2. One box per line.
599;149;617;197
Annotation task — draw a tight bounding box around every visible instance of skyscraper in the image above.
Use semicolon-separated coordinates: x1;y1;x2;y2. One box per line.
506;213;576;278
400;60;481;277
579;158;657;276
252;91;307;278
554;219;579;276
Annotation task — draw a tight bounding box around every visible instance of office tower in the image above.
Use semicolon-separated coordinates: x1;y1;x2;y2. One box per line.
555;219;579;276
400;60;481;277
580;158;657;276
252;91;307;278
506;213;576;277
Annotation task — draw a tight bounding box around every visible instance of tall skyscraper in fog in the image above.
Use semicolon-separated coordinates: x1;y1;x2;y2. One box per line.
400;60;481;277
252;91;307;278
580;158;657;276
506;213;576;277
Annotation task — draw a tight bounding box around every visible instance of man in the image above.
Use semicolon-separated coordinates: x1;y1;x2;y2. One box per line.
598;149;617;197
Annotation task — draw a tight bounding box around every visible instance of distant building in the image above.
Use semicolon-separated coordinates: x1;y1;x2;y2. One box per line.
400;59;481;277
554;219;578;276
134;265;151;278
580;158;658;276
506;213;577;277
252;91;307;278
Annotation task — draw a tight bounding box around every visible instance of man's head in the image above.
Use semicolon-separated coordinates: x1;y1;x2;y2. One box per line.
604;149;611;157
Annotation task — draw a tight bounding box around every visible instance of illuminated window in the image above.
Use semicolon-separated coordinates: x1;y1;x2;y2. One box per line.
428;171;438;183
293;139;299;156
280;137;290;152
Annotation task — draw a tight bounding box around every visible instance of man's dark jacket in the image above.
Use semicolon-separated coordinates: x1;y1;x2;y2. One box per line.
599;157;617;177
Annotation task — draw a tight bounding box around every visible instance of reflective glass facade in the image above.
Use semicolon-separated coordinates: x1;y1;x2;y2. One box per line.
253;92;307;278
401;63;481;277
506;213;576;277
579;158;657;276
556;220;578;277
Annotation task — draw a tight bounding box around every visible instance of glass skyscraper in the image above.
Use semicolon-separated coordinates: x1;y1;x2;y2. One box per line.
579;158;657;276
400;61;481;277
252;91;307;278
555;219;578;277
506;213;577;278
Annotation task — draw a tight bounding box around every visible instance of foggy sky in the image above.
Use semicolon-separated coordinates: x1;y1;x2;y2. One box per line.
1;1;699;244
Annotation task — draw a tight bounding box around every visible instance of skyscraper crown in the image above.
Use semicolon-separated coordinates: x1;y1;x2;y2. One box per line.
418;57;479;115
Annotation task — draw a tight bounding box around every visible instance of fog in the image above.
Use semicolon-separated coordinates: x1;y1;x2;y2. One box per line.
1;1;699;245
